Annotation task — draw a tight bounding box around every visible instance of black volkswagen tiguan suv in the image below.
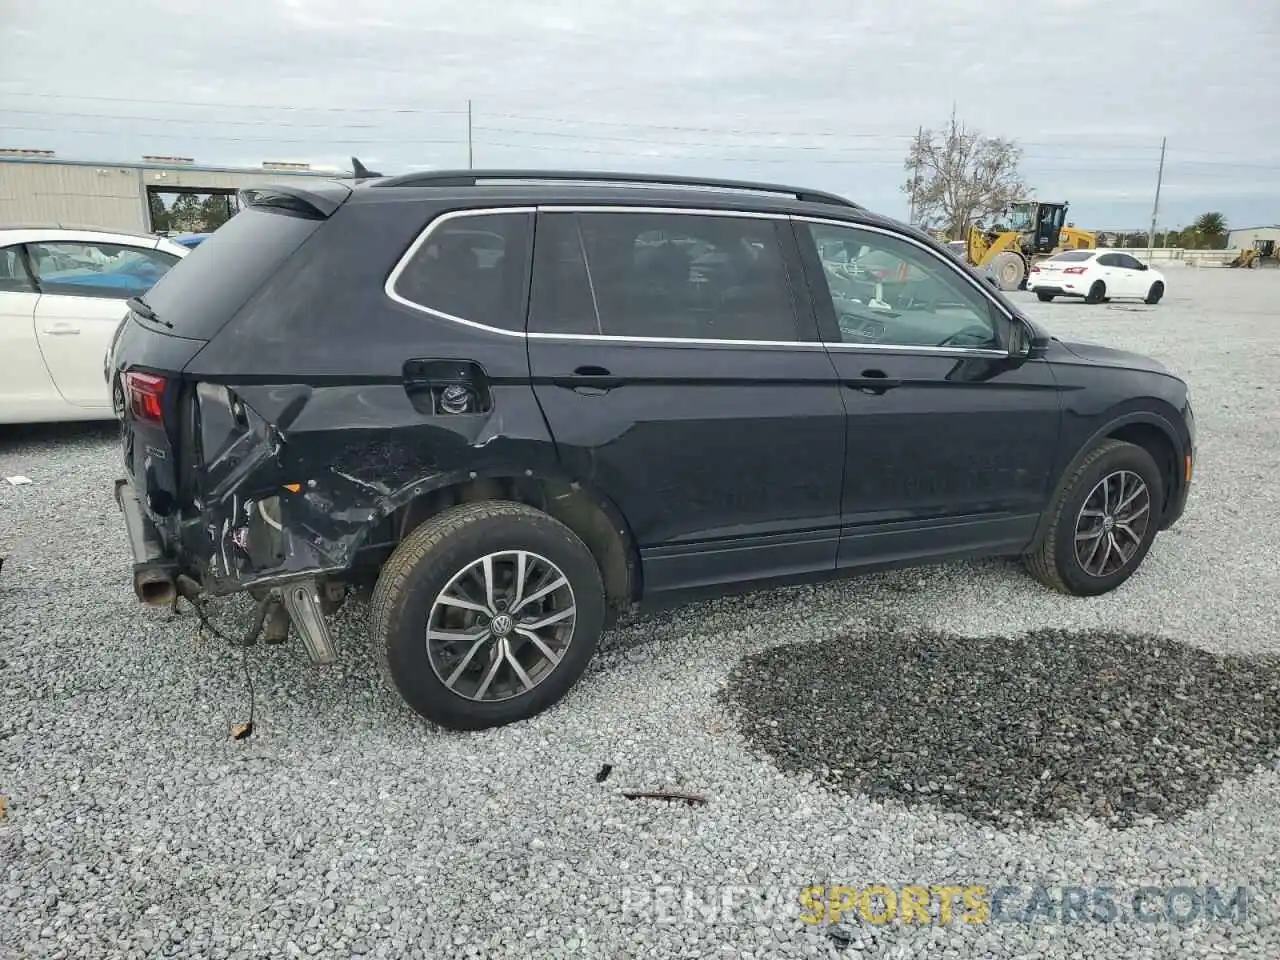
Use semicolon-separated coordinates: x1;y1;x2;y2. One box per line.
108;169;1195;730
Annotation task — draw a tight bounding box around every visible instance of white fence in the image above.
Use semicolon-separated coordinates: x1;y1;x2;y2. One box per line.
1130;248;1237;268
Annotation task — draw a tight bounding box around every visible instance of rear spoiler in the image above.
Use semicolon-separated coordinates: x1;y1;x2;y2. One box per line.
238;180;353;220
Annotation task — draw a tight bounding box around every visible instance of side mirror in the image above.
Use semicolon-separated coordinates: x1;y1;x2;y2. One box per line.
1140;263;1149;271
1007;317;1033;359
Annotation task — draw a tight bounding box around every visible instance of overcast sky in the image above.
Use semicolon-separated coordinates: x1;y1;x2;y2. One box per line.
1;0;1277;230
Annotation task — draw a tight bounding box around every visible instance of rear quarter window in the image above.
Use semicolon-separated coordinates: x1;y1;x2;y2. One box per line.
141;206;325;340
389;211;533;332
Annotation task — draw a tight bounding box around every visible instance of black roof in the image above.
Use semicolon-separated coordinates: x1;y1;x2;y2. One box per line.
243;167;921;240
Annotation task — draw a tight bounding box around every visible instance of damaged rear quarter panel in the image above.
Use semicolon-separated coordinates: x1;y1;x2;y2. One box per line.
193;380;562;593
180;194;561;594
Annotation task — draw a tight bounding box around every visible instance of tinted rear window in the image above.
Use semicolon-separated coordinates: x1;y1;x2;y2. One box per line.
390;212;533;332
140;206;324;340
1050;250;1095;262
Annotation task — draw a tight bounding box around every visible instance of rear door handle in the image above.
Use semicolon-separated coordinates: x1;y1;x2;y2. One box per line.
845;369;901;395
44;324;81;336
559;365;623;395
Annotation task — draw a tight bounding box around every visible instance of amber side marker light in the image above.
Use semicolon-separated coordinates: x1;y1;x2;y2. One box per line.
283;483;302;493
1185;455;1194;483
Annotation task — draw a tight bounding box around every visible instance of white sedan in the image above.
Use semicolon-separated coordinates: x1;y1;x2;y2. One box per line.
0;228;188;424
1026;249;1166;305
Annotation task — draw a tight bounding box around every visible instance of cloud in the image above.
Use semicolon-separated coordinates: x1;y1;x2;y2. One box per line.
0;0;1276;227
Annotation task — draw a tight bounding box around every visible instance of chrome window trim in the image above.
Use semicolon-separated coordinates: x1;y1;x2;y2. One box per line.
384;206;538;338
383;204;1015;359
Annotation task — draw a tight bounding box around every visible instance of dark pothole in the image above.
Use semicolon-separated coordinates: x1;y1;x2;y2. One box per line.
719;628;1280;828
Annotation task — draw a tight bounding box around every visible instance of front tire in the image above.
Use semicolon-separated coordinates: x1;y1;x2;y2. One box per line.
1145;281;1164;305
370;500;606;730
1085;280;1106;304
1024;439;1165;596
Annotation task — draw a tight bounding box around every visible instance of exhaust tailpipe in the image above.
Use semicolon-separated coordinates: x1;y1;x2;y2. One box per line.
116;478;181;607
135;568;177;607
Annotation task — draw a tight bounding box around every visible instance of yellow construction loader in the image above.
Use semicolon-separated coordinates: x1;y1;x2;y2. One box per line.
1229;240;1278;268
965;200;1097;290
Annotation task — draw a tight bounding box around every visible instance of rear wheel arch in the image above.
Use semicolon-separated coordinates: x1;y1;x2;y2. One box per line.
1030;412;1183;552
386;469;641;619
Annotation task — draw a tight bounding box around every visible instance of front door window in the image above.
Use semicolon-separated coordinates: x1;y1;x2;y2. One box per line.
803;222;1003;351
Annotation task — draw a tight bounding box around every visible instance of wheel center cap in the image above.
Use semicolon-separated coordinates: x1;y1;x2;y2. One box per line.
490;613;514;637
1102;515;1116;532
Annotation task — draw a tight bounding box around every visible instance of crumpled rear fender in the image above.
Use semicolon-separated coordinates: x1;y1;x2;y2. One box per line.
188;376;562;595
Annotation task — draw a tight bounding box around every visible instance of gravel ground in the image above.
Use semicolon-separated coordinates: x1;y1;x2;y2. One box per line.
2;267;1279;959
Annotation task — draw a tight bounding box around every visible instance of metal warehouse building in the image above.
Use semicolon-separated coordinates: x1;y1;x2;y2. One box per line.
1227;224;1280;250
0;150;341;235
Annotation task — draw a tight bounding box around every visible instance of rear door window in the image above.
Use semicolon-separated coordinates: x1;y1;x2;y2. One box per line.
141;206;326;340
26;242;178;299
390;211;533;332
528;210;800;341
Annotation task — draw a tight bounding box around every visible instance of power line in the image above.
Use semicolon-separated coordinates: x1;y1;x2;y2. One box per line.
2;122;1269;175
0;108;397;131
0;89;464;116
5;106;1273;168
0;123;462;146
4;121;1274;172
0;90;1226;148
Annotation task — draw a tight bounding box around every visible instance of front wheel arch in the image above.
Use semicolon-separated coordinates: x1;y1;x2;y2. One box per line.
1028;413;1183;554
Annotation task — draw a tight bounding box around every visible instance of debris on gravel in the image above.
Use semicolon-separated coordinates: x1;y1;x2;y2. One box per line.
721;625;1280;828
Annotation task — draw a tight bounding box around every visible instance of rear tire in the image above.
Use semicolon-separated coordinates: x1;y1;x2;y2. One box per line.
369;500;606;730
1085;280;1106;304
1145;281;1164;305
1024;439;1164;597
1036;291;1055;302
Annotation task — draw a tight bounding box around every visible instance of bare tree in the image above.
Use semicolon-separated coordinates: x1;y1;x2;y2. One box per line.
903;110;1028;239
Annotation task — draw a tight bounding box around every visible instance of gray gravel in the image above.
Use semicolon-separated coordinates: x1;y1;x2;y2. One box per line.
2;268;1280;959
721;625;1280;828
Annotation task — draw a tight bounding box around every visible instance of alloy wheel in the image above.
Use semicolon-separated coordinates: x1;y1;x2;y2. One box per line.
426;550;577;702
1073;470;1152;578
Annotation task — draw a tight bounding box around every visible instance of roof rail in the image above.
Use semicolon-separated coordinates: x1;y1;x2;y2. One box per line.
369;169;859;208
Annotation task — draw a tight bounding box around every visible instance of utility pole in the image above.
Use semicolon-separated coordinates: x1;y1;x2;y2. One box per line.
907;125;922;226
1147;136;1166;260
466;99;474;169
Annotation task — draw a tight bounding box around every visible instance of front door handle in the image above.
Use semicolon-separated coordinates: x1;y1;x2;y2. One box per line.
845;369;901;395
44;324;81;336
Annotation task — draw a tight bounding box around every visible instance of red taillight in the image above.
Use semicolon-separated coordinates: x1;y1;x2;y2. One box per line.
1030;265;1040;273
1063;266;1087;275
124;371;167;423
